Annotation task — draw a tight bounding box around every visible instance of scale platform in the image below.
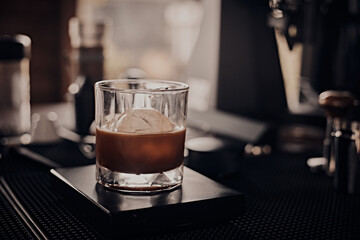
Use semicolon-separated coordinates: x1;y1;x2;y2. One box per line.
50;165;245;238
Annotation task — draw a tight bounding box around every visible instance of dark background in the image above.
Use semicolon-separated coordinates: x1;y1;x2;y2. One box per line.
217;0;287;122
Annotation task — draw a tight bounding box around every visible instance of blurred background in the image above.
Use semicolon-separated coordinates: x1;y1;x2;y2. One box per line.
2;0;360;159
0;0;75;103
0;0;325;155
0;0;209;104
0;0;282;116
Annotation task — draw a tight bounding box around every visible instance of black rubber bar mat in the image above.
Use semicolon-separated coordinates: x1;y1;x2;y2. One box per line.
1;143;360;239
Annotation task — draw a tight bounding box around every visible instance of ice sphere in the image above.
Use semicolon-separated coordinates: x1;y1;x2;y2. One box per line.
115;109;175;134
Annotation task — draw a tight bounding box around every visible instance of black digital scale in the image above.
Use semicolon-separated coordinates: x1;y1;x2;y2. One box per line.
51;165;245;239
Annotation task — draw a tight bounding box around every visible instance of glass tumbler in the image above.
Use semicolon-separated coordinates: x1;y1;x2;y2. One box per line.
95;79;189;193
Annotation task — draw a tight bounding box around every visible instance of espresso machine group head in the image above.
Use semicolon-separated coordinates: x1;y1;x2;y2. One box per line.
268;0;360;194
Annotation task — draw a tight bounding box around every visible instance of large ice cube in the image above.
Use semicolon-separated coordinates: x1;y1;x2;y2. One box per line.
115;109;175;134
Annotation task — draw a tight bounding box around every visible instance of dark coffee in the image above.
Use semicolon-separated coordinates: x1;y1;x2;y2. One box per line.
96;127;186;174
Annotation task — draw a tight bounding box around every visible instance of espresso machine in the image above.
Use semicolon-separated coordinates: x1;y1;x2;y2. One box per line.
268;0;360;194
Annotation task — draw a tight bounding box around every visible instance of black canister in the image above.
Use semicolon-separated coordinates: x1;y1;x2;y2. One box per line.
68;18;106;136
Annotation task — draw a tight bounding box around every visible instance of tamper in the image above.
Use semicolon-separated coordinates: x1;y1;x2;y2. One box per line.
318;90;357;175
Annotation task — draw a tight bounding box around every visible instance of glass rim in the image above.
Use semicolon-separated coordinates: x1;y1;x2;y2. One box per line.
95;79;189;93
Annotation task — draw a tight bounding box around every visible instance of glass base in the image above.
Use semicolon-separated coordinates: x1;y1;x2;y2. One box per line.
96;163;183;194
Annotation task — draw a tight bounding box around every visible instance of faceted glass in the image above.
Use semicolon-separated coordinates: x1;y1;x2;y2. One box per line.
95;79;188;193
